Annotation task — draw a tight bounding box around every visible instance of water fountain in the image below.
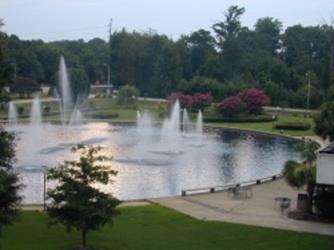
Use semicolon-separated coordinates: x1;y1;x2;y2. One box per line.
182;108;191;132
58;56;73;124
8;101;18;126
196;110;203;135
30;97;42;126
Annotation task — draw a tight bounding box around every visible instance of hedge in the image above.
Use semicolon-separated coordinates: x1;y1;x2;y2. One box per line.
274;122;311;131
90;113;119;119
204;114;276;123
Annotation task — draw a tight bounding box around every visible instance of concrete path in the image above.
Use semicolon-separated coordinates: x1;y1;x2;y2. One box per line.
150;179;334;236
21;201;150;211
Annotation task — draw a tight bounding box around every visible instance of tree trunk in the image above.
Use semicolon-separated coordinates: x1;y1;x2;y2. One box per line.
82;229;87;249
306;183;314;215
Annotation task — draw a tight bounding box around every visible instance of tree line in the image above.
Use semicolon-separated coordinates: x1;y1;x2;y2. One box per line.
1;6;334;108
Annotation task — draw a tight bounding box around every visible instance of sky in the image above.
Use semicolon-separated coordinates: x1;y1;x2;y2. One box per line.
0;0;333;42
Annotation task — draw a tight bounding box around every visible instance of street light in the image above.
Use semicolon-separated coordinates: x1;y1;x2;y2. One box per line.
41;166;47;212
306;72;311;110
103;63;111;95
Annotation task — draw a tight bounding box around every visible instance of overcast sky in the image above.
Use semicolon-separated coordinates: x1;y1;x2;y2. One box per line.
0;0;333;42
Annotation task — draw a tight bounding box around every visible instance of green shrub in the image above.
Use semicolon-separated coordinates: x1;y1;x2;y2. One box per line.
90;113;119;119
274;122;311;131
117;85;139;105
17;106;24;116
204;114;276;123
43;105;51;113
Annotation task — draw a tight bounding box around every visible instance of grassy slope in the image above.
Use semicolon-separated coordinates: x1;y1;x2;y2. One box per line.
1;205;333;250
208;115;315;137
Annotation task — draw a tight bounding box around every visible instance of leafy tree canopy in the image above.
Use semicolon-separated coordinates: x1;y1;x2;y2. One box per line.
47;145;120;249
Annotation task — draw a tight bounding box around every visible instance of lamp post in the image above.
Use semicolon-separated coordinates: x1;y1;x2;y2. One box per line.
306;72;311;110
103;63;111;95
42;166;47;212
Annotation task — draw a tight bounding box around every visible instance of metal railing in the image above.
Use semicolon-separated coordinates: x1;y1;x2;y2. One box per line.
181;173;283;196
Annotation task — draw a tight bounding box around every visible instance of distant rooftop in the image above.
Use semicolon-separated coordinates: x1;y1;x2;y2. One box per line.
319;142;334;154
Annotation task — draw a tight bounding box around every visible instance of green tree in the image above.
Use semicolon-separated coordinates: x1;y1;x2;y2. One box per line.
0;127;22;235
212;6;246;80
116;84;139;105
69;67;90;103
212;5;246;49
0;19;13;97
47;145;120;250
186;29;215;75
10;77;41;98
254;17;282;54
314;101;334;141
283;141;321;214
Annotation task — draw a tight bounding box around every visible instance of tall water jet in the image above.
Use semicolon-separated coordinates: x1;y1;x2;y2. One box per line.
196;110;203;135
136;111;141;124
30;97;42;126
182;108;190;132
8;101;18;126
69;107;83;126
160;100;181;153
169;100;181;134
58;56;73;124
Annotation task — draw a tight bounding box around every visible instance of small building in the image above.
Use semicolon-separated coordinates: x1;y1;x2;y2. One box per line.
316;142;334;186
90;84;113;96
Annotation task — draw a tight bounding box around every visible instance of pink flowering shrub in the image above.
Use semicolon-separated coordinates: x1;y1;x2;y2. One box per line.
218;96;246;117
238;88;269;114
167;92;192;109
191;93;213;112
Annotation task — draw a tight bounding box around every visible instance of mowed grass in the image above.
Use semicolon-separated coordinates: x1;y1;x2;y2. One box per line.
1;205;333;250
207;114;315;137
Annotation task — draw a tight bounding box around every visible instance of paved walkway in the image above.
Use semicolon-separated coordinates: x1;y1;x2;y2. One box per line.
21;201;150;211
150;179;334;236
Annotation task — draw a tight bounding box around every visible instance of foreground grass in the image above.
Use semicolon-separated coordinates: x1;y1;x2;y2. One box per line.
1;205;333;250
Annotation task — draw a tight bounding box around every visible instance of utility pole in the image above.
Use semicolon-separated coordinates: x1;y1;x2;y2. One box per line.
107;18;112;95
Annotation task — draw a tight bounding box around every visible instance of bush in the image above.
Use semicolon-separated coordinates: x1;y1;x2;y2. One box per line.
177;77;223;101
274;122;311;131
167;92;192;109
17;106;24;116
43;105;51;113
117;85;139;105
191;93;213;112
204;114;276;123
90;113;119;119
217;96;246;117
239;88;269;114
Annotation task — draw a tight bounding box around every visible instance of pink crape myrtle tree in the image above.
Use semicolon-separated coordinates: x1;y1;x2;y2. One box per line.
218;95;246;117
191;93;213;112
167;92;192;109
238;88;269;114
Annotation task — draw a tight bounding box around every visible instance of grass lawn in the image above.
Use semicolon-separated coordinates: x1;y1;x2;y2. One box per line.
207;114;315;137
1;205;333;250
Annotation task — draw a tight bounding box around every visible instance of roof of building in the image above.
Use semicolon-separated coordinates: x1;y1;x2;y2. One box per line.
319;142;334;154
